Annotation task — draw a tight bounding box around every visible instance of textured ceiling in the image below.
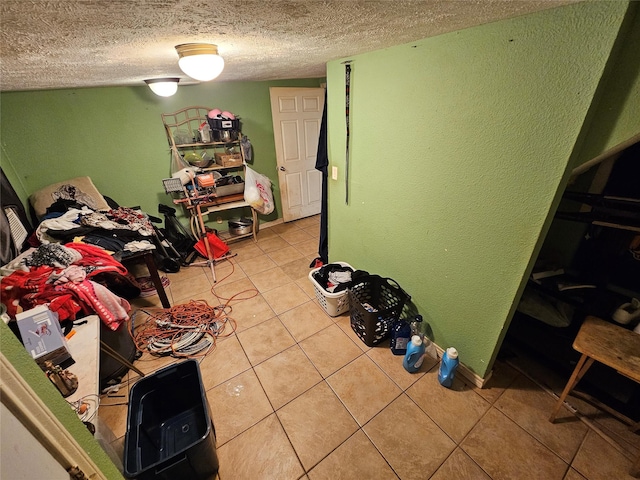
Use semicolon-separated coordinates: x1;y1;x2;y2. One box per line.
0;0;577;92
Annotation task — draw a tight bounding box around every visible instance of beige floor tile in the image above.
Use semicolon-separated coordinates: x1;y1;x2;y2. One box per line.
280;257;314;282
406;370;490;442
504;347;569;394
216;413;304;480
572;430;637;480
495;375;588;463
474;359;520;404
203;257;247;285
461;408;568;480
230;240;264;262
302;226;320;238
205;369;274;446
256;235;289;253
294;239;319;257
303;253;319;265
98;402;130;439
268;246;304;266
270;223;300;235
227;294;275;332
430;448;491;479
327;354;402;426
279;301;334;342
199;335;252;391
366;341;437;390
249;266;293;293
333;313;371;352
563;392;640;456
169;270;213;303
237;253;277;276
132;351;181;375
294;216;320;229
165;264;210;282
129;295;164;309
277;382;359;470
262;282;310;315
564;468;587;480
254;345;323;409
210;277;257;304
295;276;316;299
236;317;295;365
98;380;133;439
279;228;314;245
307;430;398;480
299;323;363;377
364;394;456;479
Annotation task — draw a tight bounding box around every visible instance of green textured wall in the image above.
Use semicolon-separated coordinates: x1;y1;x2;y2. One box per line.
537;3;640;272
0;78;322;223
0;321;124;479
572;2;640;167
326;1;631;378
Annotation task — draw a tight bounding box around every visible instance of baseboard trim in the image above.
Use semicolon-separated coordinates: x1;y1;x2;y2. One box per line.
259;218;284;230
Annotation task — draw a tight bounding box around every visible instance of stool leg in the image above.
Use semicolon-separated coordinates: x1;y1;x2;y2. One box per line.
549;354;594;422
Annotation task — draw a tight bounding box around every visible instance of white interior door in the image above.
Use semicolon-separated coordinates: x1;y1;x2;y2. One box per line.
270;87;325;222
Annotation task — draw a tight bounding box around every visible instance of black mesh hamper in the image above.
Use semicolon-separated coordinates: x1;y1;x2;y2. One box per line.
348;275;410;347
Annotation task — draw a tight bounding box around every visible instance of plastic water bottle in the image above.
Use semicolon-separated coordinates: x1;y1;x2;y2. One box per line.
390;319;411;355
403;335;426;373
410;315;423;336
438;347;459;388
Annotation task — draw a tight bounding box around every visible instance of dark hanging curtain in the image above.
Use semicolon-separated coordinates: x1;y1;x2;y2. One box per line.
315;92;329;264
1;168;33;265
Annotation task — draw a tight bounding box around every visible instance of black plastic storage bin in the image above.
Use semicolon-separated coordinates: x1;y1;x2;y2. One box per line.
123;360;218;480
348;275;410;347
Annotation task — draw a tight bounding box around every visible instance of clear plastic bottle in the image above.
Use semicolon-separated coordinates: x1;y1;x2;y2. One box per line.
438;347;459;388
410;314;423;337
403;335;426;373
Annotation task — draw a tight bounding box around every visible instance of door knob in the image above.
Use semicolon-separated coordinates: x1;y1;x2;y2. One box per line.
279;166;286;171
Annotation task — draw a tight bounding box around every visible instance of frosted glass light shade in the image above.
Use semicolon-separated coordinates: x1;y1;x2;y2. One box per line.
145;78;179;97
175;43;224;82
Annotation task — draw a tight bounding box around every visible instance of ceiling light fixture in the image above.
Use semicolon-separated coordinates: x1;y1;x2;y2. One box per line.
145;78;180;97
175;43;224;82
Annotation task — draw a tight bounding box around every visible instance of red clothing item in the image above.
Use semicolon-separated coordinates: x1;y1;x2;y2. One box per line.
65;242;129;277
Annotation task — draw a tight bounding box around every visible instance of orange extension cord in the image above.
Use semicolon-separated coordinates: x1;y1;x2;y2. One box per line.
130;255;259;359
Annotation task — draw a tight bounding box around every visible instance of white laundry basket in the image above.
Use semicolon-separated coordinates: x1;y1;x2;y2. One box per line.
308;262;354;317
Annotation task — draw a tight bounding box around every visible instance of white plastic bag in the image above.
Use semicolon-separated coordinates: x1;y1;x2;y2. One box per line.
244;166;274;215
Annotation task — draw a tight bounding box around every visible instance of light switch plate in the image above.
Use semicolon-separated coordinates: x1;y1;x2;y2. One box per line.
331;166;338;180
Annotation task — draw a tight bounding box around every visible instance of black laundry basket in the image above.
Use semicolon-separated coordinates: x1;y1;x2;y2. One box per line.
348;275;410;347
123;360;218;480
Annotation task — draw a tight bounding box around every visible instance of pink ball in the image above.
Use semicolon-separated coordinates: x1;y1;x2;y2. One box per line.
208;108;222;118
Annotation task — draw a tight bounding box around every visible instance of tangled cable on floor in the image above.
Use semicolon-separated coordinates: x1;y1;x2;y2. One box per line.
67;394;100;423
132;299;237;358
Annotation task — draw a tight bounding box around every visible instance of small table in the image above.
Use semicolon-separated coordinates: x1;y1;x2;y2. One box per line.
549;315;640;476
121;250;171;308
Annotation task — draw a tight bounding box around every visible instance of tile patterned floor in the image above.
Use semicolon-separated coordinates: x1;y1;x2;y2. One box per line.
99;215;640;479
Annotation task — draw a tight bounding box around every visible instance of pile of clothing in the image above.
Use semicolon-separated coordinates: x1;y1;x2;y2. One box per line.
1;243;136;330
312;263;369;293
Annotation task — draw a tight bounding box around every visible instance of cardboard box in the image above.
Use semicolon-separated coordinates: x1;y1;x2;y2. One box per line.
214;153;243;167
16;305;73;370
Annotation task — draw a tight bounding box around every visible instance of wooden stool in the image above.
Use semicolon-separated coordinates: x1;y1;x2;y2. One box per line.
549;316;640;476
